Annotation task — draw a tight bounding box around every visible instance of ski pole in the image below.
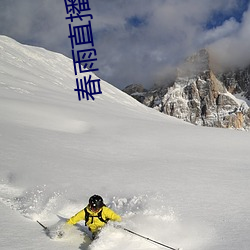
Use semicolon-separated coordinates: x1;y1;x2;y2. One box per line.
37;220;48;231
122;227;180;250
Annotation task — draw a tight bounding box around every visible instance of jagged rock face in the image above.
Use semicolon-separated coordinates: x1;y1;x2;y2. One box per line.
218;66;250;99
162;50;250;129
122;84;147;103
123;84;146;95
161;73;249;128
123;49;250;130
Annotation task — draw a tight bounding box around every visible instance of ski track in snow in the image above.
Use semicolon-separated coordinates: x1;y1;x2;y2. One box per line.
0;180;212;250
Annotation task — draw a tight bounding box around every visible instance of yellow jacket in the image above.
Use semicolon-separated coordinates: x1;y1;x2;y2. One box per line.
67;206;121;233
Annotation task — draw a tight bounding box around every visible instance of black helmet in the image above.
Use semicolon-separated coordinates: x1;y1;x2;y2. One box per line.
89;195;104;210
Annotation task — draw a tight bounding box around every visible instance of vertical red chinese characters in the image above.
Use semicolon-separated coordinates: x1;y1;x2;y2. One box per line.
64;0;102;101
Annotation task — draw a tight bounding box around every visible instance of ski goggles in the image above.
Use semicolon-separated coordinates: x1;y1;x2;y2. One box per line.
89;204;101;212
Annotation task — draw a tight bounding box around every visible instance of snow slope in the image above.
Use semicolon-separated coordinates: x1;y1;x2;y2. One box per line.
0;35;250;250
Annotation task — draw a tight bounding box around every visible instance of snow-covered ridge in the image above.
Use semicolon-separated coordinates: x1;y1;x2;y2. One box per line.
0;35;147;108
0;35;157;134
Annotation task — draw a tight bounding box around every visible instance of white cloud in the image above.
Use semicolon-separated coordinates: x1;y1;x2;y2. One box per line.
0;0;249;88
200;17;240;45
209;5;250;68
90;0;247;87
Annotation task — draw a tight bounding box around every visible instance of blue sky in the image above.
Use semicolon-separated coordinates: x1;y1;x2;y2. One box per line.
206;0;249;29
0;0;249;89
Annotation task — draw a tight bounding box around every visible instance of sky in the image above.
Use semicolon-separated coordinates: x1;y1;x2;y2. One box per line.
0;0;249;89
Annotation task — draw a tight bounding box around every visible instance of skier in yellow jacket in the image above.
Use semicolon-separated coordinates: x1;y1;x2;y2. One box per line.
67;195;121;238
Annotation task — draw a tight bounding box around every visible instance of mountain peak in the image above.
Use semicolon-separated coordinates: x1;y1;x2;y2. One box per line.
177;49;211;78
124;48;250;130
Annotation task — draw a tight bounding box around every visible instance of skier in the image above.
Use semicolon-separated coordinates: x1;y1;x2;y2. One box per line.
66;194;122;239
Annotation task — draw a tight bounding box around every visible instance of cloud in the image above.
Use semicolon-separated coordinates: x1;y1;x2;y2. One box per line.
209;3;250;69
0;0;70;55
200;18;240;45
0;0;249;89
90;0;249;88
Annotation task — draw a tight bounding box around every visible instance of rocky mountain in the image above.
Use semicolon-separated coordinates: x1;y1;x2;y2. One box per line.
123;49;250;130
217;66;250;100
